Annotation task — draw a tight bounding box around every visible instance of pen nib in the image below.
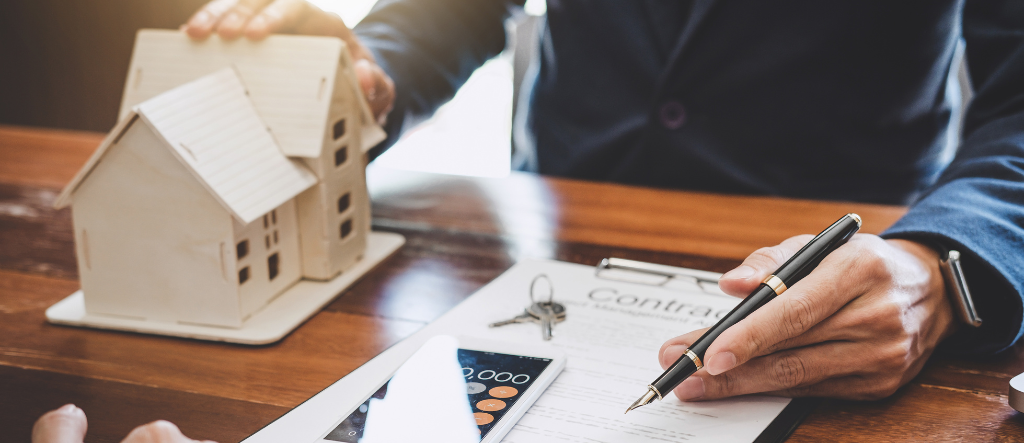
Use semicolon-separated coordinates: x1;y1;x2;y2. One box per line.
625;388;658;414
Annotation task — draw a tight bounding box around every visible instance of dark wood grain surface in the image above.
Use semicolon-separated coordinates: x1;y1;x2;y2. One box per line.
1;126;1021;442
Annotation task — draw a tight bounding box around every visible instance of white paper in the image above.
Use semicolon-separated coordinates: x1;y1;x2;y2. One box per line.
476;261;791;443
242;259;790;443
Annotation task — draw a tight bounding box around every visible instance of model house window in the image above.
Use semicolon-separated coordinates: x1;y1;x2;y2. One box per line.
340;219;353;239
337;193;350;213
238;266;250;284
236;240;249;260
268;253;280;280
265;235;271;249
271;210;277;225
273;230;279;244
333;119;345;140
334;146;348;167
263;214;269;229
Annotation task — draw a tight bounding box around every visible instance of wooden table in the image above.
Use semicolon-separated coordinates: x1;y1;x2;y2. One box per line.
1;124;1022;442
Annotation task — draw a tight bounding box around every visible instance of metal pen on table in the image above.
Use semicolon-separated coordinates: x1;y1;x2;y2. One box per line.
625;213;863;414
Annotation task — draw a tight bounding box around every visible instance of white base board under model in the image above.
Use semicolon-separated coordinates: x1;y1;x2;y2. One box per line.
46;231;405;345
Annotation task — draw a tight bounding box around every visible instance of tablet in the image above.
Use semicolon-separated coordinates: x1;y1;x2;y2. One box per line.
317;336;566;443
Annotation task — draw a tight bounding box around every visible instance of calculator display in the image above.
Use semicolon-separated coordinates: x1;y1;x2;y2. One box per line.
324;349;552;442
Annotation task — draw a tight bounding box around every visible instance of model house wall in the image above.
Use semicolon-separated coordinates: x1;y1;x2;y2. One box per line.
233;199;303;319
71;117;243;326
296;61;370;279
296;166;370;279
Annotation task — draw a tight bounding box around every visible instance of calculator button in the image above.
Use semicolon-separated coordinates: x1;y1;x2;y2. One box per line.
474;412;494;425
489;386;518;398
467;382;486;394
477;399;507;412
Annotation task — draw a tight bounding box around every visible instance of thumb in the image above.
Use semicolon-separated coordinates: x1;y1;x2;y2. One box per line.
33;404;87;443
355;59;377;101
718;235;813;298
355;59;395;123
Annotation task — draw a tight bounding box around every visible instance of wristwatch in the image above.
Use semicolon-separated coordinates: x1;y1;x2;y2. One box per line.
939;248;983;327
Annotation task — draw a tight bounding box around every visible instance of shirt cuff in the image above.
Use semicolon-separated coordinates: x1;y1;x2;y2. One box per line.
882;182;1024;355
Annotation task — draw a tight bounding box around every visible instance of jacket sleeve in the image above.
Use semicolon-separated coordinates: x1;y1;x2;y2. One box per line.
353;0;524;156
882;0;1024;354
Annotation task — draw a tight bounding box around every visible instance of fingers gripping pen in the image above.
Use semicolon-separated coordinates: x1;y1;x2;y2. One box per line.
626;213;862;413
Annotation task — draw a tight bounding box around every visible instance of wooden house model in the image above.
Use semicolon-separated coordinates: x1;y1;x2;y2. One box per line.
117;29;386;281
48;31;400;339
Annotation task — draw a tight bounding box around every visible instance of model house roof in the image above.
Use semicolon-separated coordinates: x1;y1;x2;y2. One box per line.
56;69;318;224
118;29;384;158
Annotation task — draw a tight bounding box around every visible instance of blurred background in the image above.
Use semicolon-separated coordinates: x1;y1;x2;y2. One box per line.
0;0;546;177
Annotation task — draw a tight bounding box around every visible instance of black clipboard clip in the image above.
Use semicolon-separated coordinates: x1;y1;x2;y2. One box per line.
595;258;729;297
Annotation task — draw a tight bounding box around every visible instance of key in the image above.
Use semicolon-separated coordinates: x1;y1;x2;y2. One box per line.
489;310;535;328
538;303;555;340
527;301;566;321
528;301;565;340
490;302;566;329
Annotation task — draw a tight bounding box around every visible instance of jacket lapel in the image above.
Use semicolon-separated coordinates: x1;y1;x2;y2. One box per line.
655;0;719;91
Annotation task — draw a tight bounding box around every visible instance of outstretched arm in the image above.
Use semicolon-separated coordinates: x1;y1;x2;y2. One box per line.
882;0;1024;355
183;0;522;153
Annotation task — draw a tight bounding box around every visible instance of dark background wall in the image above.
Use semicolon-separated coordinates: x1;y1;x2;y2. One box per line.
0;0;209;132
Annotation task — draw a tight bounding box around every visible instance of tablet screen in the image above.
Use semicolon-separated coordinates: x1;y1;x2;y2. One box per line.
324;349;553;442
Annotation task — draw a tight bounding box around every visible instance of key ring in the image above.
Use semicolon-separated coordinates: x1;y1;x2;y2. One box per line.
530;274;554;305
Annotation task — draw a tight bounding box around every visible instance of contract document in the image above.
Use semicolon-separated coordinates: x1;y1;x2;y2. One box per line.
244;259;804;443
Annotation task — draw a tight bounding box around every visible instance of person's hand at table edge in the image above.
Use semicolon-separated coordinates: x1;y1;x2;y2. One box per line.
33;404;216;443
659;234;959;401
183;0;395;123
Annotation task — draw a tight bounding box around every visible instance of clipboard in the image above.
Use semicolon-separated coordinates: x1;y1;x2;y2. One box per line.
243;258;816;443
596;257;818;443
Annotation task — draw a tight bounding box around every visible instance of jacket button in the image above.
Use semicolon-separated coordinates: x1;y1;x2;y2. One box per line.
659;101;687;129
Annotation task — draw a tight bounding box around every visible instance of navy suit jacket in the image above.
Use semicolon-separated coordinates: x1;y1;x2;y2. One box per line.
355;0;1024;354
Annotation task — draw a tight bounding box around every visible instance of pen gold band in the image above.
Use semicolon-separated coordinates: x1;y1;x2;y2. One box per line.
647;384;664;400
763;275;788;296
685;349;703;369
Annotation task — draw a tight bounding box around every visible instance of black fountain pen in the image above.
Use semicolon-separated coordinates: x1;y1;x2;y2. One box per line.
626;213;862;414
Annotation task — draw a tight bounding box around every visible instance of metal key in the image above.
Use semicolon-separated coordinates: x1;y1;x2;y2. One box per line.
527;301;566;322
489;302;566;327
489;309;535;327
527;274;563;340
488;274;568;340
537;303;556;340
490;301;567;340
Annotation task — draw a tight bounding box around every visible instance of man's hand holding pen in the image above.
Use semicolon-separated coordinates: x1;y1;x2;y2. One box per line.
658;235;959;401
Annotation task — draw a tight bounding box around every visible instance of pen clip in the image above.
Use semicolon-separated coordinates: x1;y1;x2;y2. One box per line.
595;258;728;297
